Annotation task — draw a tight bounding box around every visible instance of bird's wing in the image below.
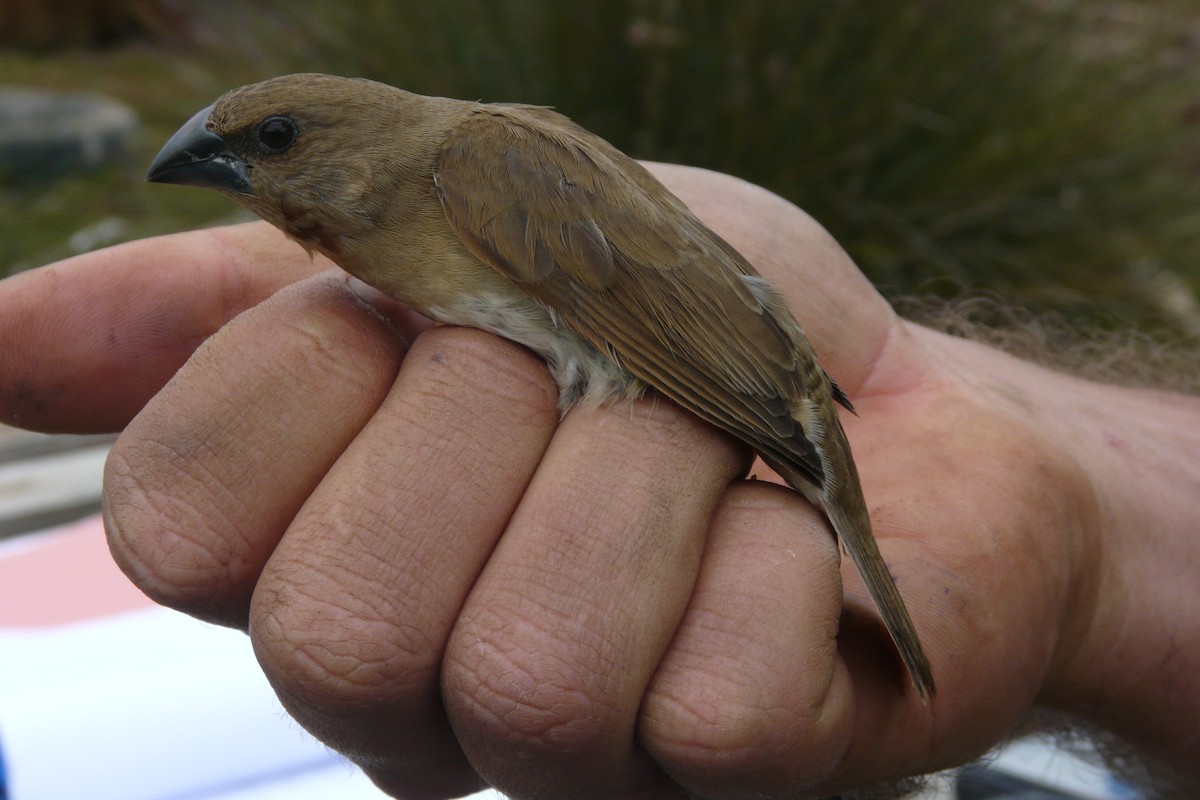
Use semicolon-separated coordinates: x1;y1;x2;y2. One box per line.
434;104;833;487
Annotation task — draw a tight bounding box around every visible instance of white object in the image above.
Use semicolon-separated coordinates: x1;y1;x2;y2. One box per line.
0;517;501;800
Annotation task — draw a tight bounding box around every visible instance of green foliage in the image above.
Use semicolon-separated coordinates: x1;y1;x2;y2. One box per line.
5;1;1199;336
286;0;1200;332
0;47;260;273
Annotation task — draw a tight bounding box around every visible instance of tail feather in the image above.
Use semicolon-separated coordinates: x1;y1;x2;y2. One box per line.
821;480;935;700
772;455;936;701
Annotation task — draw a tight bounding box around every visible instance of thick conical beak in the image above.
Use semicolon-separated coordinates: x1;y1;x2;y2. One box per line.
146;105;251;194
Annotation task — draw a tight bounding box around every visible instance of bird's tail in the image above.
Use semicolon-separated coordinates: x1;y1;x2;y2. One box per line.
773;444;936;701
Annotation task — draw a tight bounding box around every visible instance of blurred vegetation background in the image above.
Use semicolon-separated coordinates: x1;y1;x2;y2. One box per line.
2;0;1199;342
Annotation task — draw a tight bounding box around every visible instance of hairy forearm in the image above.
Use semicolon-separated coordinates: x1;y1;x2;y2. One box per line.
909;321;1200;789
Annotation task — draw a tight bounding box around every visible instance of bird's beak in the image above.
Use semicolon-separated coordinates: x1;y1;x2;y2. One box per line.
146;105;252;194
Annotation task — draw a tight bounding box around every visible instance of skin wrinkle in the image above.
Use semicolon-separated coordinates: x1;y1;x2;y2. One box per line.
251;329;560;759
299;520;456;681
161;450;258;559
255;564;442;709
850;311;908;405
652;690;850;795
503;499;679;642
348;357;544;542
859;320;937;404
103;449;210;602
106;276;408;630
248;286;407;408
254;595;385;703
152;382;279;512
665;555;831;690
466;546;635;682
414;329;561;425
267;535;488;685
106;438;253;602
113;379;308;591
648;542;844;743
449;618;630;754
649;656;803;756
318;516;418;608
441;397;735;796
639;486;850;795
270;315;378;394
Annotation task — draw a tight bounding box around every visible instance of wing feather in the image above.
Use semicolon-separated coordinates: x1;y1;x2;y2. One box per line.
435;104;830;487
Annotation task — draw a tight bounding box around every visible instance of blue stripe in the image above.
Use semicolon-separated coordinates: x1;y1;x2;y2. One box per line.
0;728;8;800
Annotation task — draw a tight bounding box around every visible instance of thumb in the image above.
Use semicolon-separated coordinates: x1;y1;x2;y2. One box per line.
0;222;319;433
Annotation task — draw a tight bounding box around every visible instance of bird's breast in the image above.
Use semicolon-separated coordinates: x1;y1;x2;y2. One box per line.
425;290;641;412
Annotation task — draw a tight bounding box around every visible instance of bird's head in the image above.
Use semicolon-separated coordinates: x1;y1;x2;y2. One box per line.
147;73;414;255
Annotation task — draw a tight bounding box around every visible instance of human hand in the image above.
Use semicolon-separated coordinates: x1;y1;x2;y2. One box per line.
0;165;1135;797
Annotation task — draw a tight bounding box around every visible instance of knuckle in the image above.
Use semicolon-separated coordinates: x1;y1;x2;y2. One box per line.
103;442;252;621
442;609;623;759
642;662;847;793
644;672;785;781
250;553;438;713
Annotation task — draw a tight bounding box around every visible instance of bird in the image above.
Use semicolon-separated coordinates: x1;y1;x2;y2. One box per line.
146;72;935;699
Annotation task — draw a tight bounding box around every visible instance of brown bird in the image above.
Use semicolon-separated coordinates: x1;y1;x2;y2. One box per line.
147;73;935;698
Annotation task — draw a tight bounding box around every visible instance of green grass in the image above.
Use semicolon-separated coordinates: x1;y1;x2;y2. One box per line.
0;45;264;271
4;1;1199;338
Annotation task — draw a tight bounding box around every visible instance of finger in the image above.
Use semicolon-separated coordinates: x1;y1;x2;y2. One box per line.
0;222;318;432
820;390;1083;787
103;271;406;628
645;163;895;394
639;481;855;797
719;388;1082;795
441;399;749;798
249;327;561;799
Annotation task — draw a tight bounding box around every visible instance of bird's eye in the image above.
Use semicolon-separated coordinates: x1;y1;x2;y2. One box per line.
257;115;298;153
